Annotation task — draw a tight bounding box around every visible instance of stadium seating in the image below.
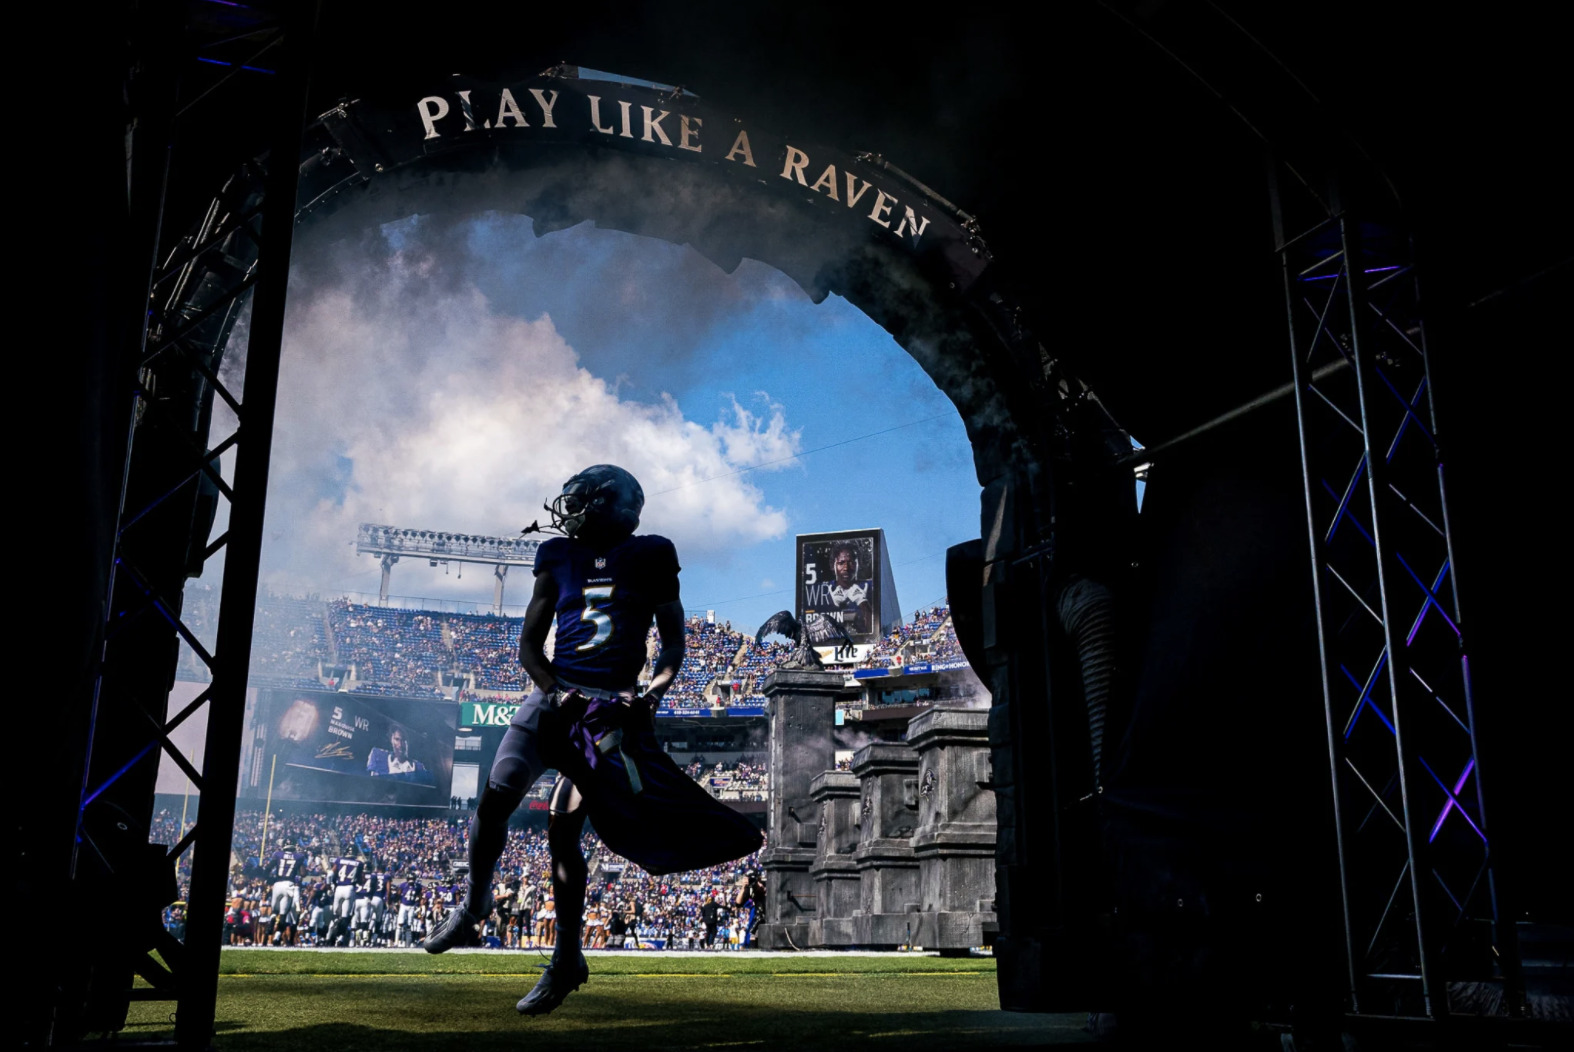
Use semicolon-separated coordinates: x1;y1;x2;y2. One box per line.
192;594;963;709
158;597;975;950
251;595;329;680
853;603;958;671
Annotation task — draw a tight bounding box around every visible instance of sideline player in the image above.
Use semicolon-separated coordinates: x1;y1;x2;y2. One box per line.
366;868;390;946
329;852;364;946
352;886;375;946
422;465;761;1015
396;872;422;946
266;840;312;946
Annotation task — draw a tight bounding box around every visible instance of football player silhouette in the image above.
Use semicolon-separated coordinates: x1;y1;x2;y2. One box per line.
424;465;761;1016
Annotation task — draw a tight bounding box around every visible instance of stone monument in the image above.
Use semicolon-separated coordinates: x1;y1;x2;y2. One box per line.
807;770;861;947
755;668;858;949
908;707;996;952
849;740;921;949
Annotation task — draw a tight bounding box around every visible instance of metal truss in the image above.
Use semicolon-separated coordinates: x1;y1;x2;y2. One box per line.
73;3;317;1046
1270;166;1522;1022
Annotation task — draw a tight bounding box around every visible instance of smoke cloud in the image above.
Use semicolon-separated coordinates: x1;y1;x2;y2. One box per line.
258;216;805;601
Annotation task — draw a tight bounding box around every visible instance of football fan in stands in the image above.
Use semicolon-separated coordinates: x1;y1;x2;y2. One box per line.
236;587;964;712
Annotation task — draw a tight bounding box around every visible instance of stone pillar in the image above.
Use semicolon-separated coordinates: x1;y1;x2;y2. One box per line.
850;740;921;949
756;669;858;950
807;771;861;947
907;707;996;951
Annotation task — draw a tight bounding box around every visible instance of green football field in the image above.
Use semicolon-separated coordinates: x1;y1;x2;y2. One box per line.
123;949;1098;1049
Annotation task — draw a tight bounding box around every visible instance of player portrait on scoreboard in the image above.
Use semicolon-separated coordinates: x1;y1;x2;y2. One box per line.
366;723;435;785
798;532;878;642
246;689;453;806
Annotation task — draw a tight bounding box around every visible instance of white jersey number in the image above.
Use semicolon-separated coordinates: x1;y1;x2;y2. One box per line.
576;586;615;652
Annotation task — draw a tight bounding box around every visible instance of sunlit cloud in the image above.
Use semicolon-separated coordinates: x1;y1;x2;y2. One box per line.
260;247;801;600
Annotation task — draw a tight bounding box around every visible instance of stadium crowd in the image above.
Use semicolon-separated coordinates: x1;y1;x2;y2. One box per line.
855;605;960;670
682;759;768;801
187;593;963;710
155;808;766;952
156;593;972;952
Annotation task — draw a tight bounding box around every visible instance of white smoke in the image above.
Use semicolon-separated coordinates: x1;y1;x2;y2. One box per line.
258;237;801;601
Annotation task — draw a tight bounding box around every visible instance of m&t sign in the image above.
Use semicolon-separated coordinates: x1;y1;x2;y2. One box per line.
460;701;519;728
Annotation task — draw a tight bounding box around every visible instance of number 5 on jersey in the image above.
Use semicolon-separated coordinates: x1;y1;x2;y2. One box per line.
577;585;615;651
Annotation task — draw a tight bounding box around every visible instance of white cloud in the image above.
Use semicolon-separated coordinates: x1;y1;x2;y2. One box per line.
711;392;800;470
258;250;799;603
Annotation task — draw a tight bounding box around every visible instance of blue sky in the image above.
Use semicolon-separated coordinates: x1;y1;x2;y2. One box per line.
238;210;980;635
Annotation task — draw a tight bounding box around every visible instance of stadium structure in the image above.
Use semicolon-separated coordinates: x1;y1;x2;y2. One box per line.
167;582;977;786
46;3;1568;1051
352;524;541;612
146;574;982;971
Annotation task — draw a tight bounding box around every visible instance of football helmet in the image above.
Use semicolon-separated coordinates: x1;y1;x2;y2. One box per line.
546;464;644;543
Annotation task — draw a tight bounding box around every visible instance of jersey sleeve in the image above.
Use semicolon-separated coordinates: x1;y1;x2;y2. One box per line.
534;538;565;578
645;537;681;603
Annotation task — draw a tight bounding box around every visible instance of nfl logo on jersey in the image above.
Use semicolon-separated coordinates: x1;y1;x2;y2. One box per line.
595;558;607;569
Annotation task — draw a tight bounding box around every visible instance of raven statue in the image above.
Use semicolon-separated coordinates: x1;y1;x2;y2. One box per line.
755;609;857;670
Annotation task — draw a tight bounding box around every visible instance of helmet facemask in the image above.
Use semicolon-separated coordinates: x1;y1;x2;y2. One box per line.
546;489;592;538
543;465;643;544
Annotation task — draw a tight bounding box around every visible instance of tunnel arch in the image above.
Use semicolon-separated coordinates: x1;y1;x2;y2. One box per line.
178;67;1130;524
51;6;1551;1047
154;62;1139;1012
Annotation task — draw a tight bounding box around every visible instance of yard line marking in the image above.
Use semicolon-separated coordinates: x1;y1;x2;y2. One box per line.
220;970;989;978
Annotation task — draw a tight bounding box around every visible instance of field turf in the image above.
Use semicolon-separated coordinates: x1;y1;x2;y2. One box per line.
122;949;1098;1049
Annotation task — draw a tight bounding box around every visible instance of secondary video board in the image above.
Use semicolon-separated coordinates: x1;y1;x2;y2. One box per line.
242;689;456;807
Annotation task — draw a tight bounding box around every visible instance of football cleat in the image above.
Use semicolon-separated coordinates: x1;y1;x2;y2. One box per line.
422;906;482;953
516;952;589;1016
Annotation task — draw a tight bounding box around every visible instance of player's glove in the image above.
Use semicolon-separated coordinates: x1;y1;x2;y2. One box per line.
837;584;868;605
634;692;662;724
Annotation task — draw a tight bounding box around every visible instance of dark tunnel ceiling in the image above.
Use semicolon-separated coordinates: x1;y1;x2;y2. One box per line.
178;1;1567;443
